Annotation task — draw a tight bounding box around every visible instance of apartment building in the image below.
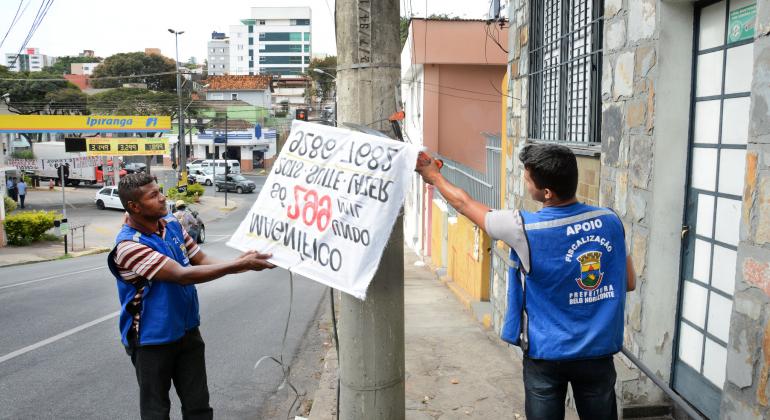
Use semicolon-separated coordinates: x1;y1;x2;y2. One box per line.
4;48;56;72
207;31;230;76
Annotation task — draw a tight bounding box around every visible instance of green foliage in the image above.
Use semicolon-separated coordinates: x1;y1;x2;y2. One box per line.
4;210;59;246
400;17;409;47
91;52;177;91
4;196;17;213
88;88;178;117
186;183;205;198
42;56;102;75
46;88;88;115
11;149;34;159
0;69;79;115
22;174;33;185
305;56;337;102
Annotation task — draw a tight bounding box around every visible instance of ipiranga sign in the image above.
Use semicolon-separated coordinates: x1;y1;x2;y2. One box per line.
0;115;171;133
228;121;419;299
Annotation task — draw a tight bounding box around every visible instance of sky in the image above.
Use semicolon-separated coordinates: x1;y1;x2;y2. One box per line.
0;0;499;63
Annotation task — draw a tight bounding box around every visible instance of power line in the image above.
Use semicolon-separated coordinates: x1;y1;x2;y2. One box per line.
10;0;55;67
0;0;29;50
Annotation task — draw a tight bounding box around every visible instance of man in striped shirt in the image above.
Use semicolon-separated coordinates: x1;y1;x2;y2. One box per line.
108;173;274;420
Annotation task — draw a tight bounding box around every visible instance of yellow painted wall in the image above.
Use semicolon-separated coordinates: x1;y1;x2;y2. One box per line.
447;213;491;301
431;201;446;269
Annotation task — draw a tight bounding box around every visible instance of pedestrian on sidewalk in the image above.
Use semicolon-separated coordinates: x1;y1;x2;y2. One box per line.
416;144;635;420
16;178;27;209
7;177;17;202
107;173;275;420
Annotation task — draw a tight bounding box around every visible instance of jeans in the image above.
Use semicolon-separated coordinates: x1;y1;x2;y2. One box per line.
523;355;617;420
19;194;25;208
128;328;213;420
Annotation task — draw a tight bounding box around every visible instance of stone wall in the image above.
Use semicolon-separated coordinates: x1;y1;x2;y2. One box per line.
721;1;770;417
498;0;688;410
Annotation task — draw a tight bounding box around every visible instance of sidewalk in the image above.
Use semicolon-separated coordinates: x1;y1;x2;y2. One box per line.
0;192;239;267
309;248;579;419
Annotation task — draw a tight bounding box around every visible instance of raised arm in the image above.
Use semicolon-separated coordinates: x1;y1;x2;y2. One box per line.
416;155;490;230
153;250;274;286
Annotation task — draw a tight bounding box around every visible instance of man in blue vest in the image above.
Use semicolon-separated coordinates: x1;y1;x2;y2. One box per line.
107;173;275;419
416;144;635;420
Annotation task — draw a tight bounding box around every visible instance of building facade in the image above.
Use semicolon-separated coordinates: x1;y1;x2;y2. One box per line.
492;0;769;418
4;48;56;72
70;62;100;76
228;7;311;76
207;31;230;76
401;19;507;304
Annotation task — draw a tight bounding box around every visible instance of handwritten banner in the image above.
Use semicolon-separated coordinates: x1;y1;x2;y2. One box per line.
228;121;419;299
7;156;102;171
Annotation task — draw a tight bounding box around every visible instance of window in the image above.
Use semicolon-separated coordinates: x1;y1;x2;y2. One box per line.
248;25;254;33
261;44;303;53
303;32;310;41
528;0;603;143
259;20;266;25
237;45;244;51
292;19;310;25
231;93;238;100
259;56;303;65
260;32;303;42
248;37;254;45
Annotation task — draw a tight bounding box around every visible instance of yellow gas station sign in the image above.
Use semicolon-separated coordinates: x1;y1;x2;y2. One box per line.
86;138;169;156
0;115;171;133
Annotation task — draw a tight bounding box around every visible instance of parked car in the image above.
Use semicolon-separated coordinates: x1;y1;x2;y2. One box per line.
215;174;255;194
124;162;147;174
186;159;205;173
190;169;216;186
94;186;124;210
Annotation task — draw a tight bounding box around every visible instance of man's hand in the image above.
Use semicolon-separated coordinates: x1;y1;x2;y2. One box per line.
415;151;442;185
237;250;276;271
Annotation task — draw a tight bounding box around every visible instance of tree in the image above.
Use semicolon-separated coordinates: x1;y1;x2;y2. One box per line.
400;16;409;48
46;88;88;115
90;52;177;91
42;56;102;75
0;66;80;115
88;88;179;117
305;56;337;103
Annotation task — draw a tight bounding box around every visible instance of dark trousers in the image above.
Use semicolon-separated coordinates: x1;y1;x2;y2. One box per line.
128;328;213;420
523;355;617;420
18;194;25;208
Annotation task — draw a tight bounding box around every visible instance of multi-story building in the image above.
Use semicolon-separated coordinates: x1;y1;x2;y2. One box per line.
207;31;230;76
70;62;100;76
4;48;56;72
228;7;311;76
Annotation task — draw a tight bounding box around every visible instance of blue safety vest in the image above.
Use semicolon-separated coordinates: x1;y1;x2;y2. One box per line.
501;203;626;360
107;214;200;347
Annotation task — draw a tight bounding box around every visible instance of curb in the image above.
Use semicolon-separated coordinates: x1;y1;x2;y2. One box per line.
0;246;110;268
428;260;494;331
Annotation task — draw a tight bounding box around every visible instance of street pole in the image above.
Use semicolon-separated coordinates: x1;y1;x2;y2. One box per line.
169;29;187;190
336;1;404;418
224;115;228;207
59;166;67;255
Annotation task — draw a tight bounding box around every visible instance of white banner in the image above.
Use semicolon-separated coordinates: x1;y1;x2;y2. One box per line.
7;156;102;171
228;121;419;299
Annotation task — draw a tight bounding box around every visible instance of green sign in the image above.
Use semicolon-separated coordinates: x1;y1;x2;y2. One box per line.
728;4;756;44
60;222;69;235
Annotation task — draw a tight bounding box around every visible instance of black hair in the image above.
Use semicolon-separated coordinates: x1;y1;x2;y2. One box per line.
118;173;156;212
518;144;578;199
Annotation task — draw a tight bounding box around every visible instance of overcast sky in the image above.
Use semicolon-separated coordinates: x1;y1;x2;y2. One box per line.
0;0;500;63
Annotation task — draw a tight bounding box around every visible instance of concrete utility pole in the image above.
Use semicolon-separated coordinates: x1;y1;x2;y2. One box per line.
336;1;405;418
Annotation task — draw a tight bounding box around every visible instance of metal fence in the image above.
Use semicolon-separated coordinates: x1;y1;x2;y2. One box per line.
437;133;501;210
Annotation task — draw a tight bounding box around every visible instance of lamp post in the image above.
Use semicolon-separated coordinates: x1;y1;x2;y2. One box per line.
312;68;337;126
168;28;187;190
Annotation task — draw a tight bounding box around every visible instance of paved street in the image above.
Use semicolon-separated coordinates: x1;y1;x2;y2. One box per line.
0;173;328;419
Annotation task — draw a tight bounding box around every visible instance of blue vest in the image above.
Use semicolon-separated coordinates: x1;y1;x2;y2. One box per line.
107;214;200;347
501;203;626;360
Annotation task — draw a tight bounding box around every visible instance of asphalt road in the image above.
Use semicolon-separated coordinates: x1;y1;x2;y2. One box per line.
0;174;327;419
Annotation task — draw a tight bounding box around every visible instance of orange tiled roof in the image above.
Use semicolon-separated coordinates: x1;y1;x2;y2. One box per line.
205;75;271;91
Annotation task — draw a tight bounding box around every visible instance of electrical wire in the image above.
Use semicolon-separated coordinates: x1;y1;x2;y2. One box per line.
254;270;301;420
0;0;29;50
329;287;341;419
10;0;55;67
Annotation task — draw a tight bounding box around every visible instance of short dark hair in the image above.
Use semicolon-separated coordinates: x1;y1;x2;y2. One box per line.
118;173;156;212
518;144;578;199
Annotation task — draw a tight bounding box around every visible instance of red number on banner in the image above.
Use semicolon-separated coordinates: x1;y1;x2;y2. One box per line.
287;185;332;232
316;195;332;231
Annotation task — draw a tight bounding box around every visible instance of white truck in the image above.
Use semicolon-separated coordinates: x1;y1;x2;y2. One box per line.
31;142;126;186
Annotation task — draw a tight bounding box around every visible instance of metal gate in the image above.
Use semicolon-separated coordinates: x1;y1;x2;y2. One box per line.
673;1;755;418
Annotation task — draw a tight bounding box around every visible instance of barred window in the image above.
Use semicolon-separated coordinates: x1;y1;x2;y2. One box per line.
528;0;603;143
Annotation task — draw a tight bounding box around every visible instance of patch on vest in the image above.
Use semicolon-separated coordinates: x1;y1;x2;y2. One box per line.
575;251;603;291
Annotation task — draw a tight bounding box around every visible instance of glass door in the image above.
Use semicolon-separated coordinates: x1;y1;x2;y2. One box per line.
673;1;755;418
